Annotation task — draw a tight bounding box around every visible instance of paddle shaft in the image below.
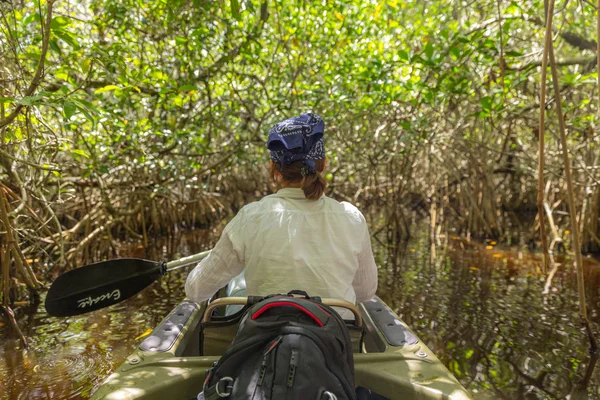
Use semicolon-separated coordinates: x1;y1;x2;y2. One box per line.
165;250;211;272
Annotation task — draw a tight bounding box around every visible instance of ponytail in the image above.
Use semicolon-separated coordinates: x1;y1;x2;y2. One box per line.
300;171;327;200
270;159;327;201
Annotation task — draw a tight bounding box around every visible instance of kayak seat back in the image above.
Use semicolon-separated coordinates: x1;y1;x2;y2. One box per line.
200;299;364;356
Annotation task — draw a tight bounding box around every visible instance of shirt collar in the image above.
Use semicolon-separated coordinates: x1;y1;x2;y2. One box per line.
273;188;307;199
273;188;326;200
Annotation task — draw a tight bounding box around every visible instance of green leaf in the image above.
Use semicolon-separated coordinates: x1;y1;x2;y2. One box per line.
73;98;99;113
399;121;411;130
50;16;71;30
480;96;493;112
506;1;521;14
54;30;80;49
173;96;185;107
0;97;14;104
63;101;77;120
49;38;61;53
450;46;461;59
449;360;462;377
126;86;141;93
424;41;434;60
76;105;94;123
179;84;198;92
151;70;167;80
15;95;43;106
23;14;37;25
505;50;523;57
231;0;241;20
80;58;91;73
55;71;70;81
70;99;97;123
70;148;90;159
94;85;121;94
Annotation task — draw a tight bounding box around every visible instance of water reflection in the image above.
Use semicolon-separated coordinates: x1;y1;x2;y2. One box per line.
378;234;600;399
0;232;213;400
0;229;599;399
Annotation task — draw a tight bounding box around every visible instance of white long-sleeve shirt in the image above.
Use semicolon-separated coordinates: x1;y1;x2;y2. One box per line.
185;188;378;304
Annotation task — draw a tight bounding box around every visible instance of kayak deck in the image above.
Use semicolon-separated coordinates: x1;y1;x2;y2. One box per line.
92;297;472;399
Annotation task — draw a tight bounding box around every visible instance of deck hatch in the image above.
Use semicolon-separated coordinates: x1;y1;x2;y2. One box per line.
362;299;418;347
139;301;198;352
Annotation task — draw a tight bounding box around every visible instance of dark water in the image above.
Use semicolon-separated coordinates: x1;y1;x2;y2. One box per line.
377;235;600;399
1;230;599;399
0;233;210;400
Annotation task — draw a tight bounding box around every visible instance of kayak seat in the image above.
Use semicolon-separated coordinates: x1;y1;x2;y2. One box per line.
199;299;365;356
198;273;365;356
199;305;247;356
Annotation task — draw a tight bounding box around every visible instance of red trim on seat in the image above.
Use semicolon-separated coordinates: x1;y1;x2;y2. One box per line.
252;302;324;327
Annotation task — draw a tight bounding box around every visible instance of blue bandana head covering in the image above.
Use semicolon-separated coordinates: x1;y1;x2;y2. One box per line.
267;113;325;175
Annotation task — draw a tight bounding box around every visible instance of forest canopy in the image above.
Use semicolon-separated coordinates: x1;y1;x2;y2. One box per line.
1;0;599;291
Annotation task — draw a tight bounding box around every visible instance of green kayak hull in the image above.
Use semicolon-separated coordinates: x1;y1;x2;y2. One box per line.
92;297;472;400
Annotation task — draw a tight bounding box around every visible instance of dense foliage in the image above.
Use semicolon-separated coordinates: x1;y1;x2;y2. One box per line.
2;0;600;397
1;0;598;256
0;0;598;285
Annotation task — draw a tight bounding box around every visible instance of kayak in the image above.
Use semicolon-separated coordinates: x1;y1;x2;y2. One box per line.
91;294;472;399
91;284;472;399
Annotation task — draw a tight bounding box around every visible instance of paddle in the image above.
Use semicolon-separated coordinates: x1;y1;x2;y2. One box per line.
44;250;211;317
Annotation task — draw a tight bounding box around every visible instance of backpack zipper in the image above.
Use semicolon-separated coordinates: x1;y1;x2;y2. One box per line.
287;349;298;388
257;356;268;386
258;335;282;387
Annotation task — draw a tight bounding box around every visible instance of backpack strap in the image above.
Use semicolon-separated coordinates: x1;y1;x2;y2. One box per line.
287;289;310;298
321;391;339;400
203;376;234;399
246;295;265;307
288;289;322;303
251;297;330;327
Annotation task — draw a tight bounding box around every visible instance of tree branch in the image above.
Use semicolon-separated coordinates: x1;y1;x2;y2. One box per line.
537;0;555;273
513;56;596;70
548;7;598;353
0;0;55;129
0;148;61;172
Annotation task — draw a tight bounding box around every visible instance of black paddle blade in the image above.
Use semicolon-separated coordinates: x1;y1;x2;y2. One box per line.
45;258;164;317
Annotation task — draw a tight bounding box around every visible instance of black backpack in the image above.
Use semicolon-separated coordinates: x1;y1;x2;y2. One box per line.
201;291;357;400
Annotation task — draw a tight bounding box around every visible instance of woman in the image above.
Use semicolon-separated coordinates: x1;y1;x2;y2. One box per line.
185;113;378;306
